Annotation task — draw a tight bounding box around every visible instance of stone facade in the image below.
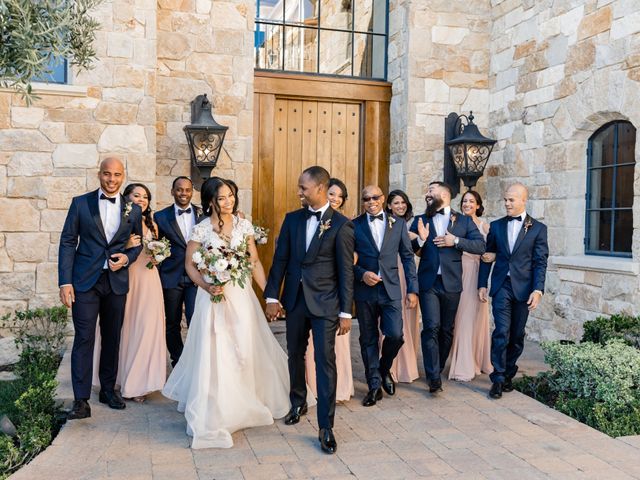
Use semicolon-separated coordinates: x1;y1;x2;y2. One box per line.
0;0;254;316
1;0;639;341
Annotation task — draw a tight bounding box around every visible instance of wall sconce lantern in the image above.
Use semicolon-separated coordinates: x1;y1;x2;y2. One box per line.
444;111;496;196
184;94;228;188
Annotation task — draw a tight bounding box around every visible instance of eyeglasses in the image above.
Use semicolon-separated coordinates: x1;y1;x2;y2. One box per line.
362;195;382;202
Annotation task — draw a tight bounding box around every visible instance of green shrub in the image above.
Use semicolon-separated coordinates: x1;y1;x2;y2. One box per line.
555;396;640;438
581;314;640;348
1;306;68;355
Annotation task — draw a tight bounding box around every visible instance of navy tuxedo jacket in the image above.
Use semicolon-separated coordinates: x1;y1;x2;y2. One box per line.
352;213;418;301
478;215;549;302
264;207;355;318
155;205;202;289
58;189;143;295
410;211;485;293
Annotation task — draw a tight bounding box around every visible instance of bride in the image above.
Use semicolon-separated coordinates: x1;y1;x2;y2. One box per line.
162;177;311;449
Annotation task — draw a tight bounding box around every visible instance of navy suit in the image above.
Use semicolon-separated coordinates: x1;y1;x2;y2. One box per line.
410;211;485;381
478;214;548;384
154;205;199;366
353;213;418;390
58;189;142;400
265;207;354;429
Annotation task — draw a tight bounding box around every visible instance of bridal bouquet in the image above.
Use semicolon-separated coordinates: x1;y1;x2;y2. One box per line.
143;237;171;269
192;239;253;302
253;224;269;245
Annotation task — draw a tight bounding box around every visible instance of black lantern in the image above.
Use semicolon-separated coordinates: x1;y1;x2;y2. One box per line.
444;111;496;195
184;94;228;188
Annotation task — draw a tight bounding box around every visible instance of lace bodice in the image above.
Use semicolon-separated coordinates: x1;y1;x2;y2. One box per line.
190;216;254;249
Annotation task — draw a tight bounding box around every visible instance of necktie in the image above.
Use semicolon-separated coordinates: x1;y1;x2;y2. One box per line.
507;215;522;222
306;210;321;220
369;213;384;222
100;193;116;204
178;208;192;216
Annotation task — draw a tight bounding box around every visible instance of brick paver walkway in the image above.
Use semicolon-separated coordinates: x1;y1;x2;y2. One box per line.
13;323;640;480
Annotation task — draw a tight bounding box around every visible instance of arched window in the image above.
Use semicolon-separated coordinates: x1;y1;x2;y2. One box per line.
585;121;636;257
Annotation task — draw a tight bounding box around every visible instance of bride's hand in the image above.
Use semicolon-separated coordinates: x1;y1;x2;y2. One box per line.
208;284;224;296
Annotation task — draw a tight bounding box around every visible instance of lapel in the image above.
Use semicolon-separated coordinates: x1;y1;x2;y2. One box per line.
88;190;107;242
168;207;187;246
427;214;436;242
296;211;307;261
500;217;511;256
511;214;532;255
360;214;380;253
379;213;394;252
446;210;459;235
303;207;334;263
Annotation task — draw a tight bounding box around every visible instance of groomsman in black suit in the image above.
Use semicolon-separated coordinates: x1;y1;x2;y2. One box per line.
59;157;143;419
353;185;418;406
264;166;354;454
478;183;548;399
410;181;485;394
154;176;200;367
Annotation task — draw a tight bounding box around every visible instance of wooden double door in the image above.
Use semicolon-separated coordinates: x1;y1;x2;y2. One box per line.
253;72;391;274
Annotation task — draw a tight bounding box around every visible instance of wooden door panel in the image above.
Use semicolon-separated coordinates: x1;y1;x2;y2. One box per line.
344;103;361;218
316;102;333;172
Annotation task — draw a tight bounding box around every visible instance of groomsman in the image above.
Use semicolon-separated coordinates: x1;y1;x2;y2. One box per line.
264;166;354;454
155;176;200;367
59;157;143;419
478;183;548;399
353;186;418;406
410;181;485;394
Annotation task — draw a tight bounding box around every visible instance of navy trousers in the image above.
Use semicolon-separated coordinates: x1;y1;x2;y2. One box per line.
163;277;197;366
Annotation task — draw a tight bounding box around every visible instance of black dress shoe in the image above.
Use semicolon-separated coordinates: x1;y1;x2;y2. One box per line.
381;371;396;396
68;399;91;420
318;428;337;454
284;404;308;425
489;382;503;399
503;378;514;392
99;390;126;410
362;388;383;407
428;378;443;394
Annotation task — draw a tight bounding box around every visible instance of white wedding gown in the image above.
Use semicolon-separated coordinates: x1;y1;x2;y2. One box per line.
162;216;309;449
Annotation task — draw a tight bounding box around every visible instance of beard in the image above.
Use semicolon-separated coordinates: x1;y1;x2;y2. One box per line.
425;196;444;218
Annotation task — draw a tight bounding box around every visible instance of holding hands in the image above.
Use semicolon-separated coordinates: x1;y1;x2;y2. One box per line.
265;302;284;322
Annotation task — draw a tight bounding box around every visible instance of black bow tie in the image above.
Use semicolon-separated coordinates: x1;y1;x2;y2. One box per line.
178;207;192;216
100;193;116;204
436;209;445;215
369;213;384;222
306;210;321;220
507;215;523;222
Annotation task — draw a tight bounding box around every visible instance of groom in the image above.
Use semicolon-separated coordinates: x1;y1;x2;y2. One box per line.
264;166;354;454
58;157;143;419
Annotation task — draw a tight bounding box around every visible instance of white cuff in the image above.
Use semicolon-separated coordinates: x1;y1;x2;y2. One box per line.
417;237;426;247
266;298;279;304
338;312;352;319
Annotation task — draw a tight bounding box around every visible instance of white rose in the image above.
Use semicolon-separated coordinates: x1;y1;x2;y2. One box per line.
217;271;231;283
203;274;214;284
192;251;203;264
229;257;239;268
214;258;229;272
154;254;165;262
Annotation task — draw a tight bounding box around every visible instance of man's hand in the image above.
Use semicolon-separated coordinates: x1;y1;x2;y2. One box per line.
362;271;382;286
417;218;429;241
527;291;542;311
434;232;455;248
405;292;418;309
108;253;128;271
59;285;75;308
478;287;488;303
337;317;351;336
481;252;496;263
265;302;280;322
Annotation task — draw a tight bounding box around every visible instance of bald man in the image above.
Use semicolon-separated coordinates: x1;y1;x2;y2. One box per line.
478;183;548;399
59;157;143;419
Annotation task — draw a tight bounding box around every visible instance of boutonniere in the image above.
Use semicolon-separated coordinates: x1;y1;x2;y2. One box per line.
387;216;396;229
195;206;203;217
449;213;457;229
318;219;331;238
123;202;133;219
524;218;533;235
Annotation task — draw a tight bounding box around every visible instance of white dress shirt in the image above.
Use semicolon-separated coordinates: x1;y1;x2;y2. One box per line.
417;205;451;275
99;189;122;268
174;203;196;242
508;211;526;253
367;210;386;250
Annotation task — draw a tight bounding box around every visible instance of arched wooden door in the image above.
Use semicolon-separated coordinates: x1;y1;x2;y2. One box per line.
253;72;391;277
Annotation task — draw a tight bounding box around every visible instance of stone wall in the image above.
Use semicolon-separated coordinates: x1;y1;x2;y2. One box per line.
487;0;640;340
390;0;492;213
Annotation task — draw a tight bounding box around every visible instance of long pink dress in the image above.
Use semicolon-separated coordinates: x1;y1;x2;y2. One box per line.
305;331;354;402
93;229;167;397
448;221;492;381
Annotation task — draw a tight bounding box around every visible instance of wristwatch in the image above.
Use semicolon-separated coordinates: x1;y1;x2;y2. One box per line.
454;236;459;247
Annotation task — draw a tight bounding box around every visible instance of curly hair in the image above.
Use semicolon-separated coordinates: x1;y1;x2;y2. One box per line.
124;183;157;239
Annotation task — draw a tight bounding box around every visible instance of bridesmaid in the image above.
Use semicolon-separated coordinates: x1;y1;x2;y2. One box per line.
448;190;492;381
383;190;420;383
305;178;354;402
94;183;167;402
